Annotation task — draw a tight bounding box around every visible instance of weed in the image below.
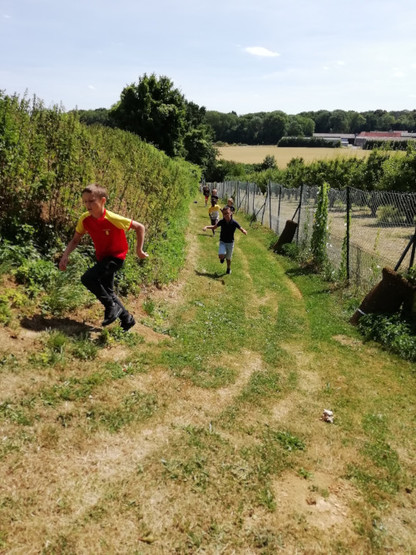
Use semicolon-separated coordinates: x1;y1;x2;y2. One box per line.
89;391;158;432
71;335;98;360
0;400;33;426
298;467;312;479
266;429;305;452
0;296;12;325
143;297;155;315
98;326;142;347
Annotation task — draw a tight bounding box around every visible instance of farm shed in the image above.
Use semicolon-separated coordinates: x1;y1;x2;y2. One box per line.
313;133;355;145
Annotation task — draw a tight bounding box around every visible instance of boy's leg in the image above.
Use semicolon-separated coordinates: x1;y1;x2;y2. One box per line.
98;259;135;330
81;257;124;325
98;259;135;328
218;241;226;264
225;243;234;274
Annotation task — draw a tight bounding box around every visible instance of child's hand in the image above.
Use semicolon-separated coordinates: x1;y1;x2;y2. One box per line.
137;249;149;259
58;256;68;271
202;227;207;232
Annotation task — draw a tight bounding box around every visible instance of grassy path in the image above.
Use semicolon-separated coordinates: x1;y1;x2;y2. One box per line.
0;200;415;553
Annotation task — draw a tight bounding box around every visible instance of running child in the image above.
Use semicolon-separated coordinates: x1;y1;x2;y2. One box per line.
59;184;148;330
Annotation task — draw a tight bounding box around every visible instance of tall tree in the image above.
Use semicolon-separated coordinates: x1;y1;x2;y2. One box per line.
110;73;187;157
259;111;288;144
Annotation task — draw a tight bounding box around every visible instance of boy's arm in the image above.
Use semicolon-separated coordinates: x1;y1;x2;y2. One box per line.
59;231;83;271
239;226;247;235
203;222;219;231
131;220;148;259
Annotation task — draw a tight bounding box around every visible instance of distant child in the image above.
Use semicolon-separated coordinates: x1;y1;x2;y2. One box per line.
202;184;210;206
211;188;219;204
226;197;235;214
208;197;221;235
203;205;247;275
59;184;148;331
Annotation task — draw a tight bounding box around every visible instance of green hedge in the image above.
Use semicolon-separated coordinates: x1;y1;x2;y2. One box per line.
0;92;199;247
278;136;341;148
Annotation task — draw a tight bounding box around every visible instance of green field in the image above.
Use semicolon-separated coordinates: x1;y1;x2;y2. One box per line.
218;145;372;167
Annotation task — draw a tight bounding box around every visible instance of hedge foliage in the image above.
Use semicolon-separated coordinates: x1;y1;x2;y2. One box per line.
0;92;199;250
278;136;341;148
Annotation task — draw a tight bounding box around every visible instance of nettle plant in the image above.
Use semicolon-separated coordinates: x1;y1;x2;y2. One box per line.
311;181;329;269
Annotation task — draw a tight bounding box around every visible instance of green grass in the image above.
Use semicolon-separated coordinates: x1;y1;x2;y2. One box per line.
0;199;416;553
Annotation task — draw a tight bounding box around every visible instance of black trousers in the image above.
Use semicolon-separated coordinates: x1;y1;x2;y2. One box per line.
81;256;129;319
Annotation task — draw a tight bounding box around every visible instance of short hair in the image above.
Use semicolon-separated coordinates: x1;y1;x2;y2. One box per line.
82;184;108;200
222;205;231;213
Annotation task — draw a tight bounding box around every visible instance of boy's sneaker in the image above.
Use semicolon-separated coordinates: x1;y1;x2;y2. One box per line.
220;258;224;264
102;304;122;327
121;314;136;332
226;268;231;274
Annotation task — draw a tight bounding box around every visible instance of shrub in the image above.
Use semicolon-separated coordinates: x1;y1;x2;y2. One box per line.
14;259;58;297
278;137;341;148
358;313;416;362
377;205;401;224
0;296;12;325
311;182;330;268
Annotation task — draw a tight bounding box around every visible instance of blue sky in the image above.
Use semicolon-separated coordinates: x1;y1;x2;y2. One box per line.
1;0;416;115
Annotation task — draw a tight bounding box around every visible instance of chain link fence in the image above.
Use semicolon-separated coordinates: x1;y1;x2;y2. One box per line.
206;181;416;291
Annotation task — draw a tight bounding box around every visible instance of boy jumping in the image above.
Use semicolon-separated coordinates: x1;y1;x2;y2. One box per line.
59;184;148;330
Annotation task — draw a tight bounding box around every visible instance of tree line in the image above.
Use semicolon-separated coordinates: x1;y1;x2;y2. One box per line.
205;109;416;145
54;73;416;190
218;147;416;196
79;88;416;151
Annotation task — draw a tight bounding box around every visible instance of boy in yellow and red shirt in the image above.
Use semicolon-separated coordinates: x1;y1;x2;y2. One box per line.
59;184;148;330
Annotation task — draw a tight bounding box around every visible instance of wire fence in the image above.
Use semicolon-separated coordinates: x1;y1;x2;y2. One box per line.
207;181;416;291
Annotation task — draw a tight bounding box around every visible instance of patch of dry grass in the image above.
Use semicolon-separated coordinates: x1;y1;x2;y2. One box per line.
0;201;415;553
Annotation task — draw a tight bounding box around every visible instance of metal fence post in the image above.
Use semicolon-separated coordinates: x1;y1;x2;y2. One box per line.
296;184;304;244
262;187;268;225
346;186;350;281
246;181;249;212
277;185;282;234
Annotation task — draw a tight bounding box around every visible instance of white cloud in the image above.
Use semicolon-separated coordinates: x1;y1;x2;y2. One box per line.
88;85;96;90
244;46;279;58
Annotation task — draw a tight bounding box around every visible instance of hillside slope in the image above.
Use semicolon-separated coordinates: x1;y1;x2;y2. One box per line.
0;198;415;553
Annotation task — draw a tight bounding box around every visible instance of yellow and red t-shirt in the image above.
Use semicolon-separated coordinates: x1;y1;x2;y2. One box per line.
76;209;132;261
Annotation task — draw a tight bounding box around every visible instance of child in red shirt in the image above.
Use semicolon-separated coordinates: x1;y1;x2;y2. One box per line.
59;184;148;330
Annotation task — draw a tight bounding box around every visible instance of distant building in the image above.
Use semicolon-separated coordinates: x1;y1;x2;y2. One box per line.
313;131;416;148
354;131;416;148
313;133;355;146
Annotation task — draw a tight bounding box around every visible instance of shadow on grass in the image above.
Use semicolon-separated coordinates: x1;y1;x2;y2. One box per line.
195;270;226;282
285;266;316;277
285;267;333;294
20;315;99;336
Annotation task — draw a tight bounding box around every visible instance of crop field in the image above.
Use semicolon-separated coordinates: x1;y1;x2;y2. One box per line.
217;145;372;167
